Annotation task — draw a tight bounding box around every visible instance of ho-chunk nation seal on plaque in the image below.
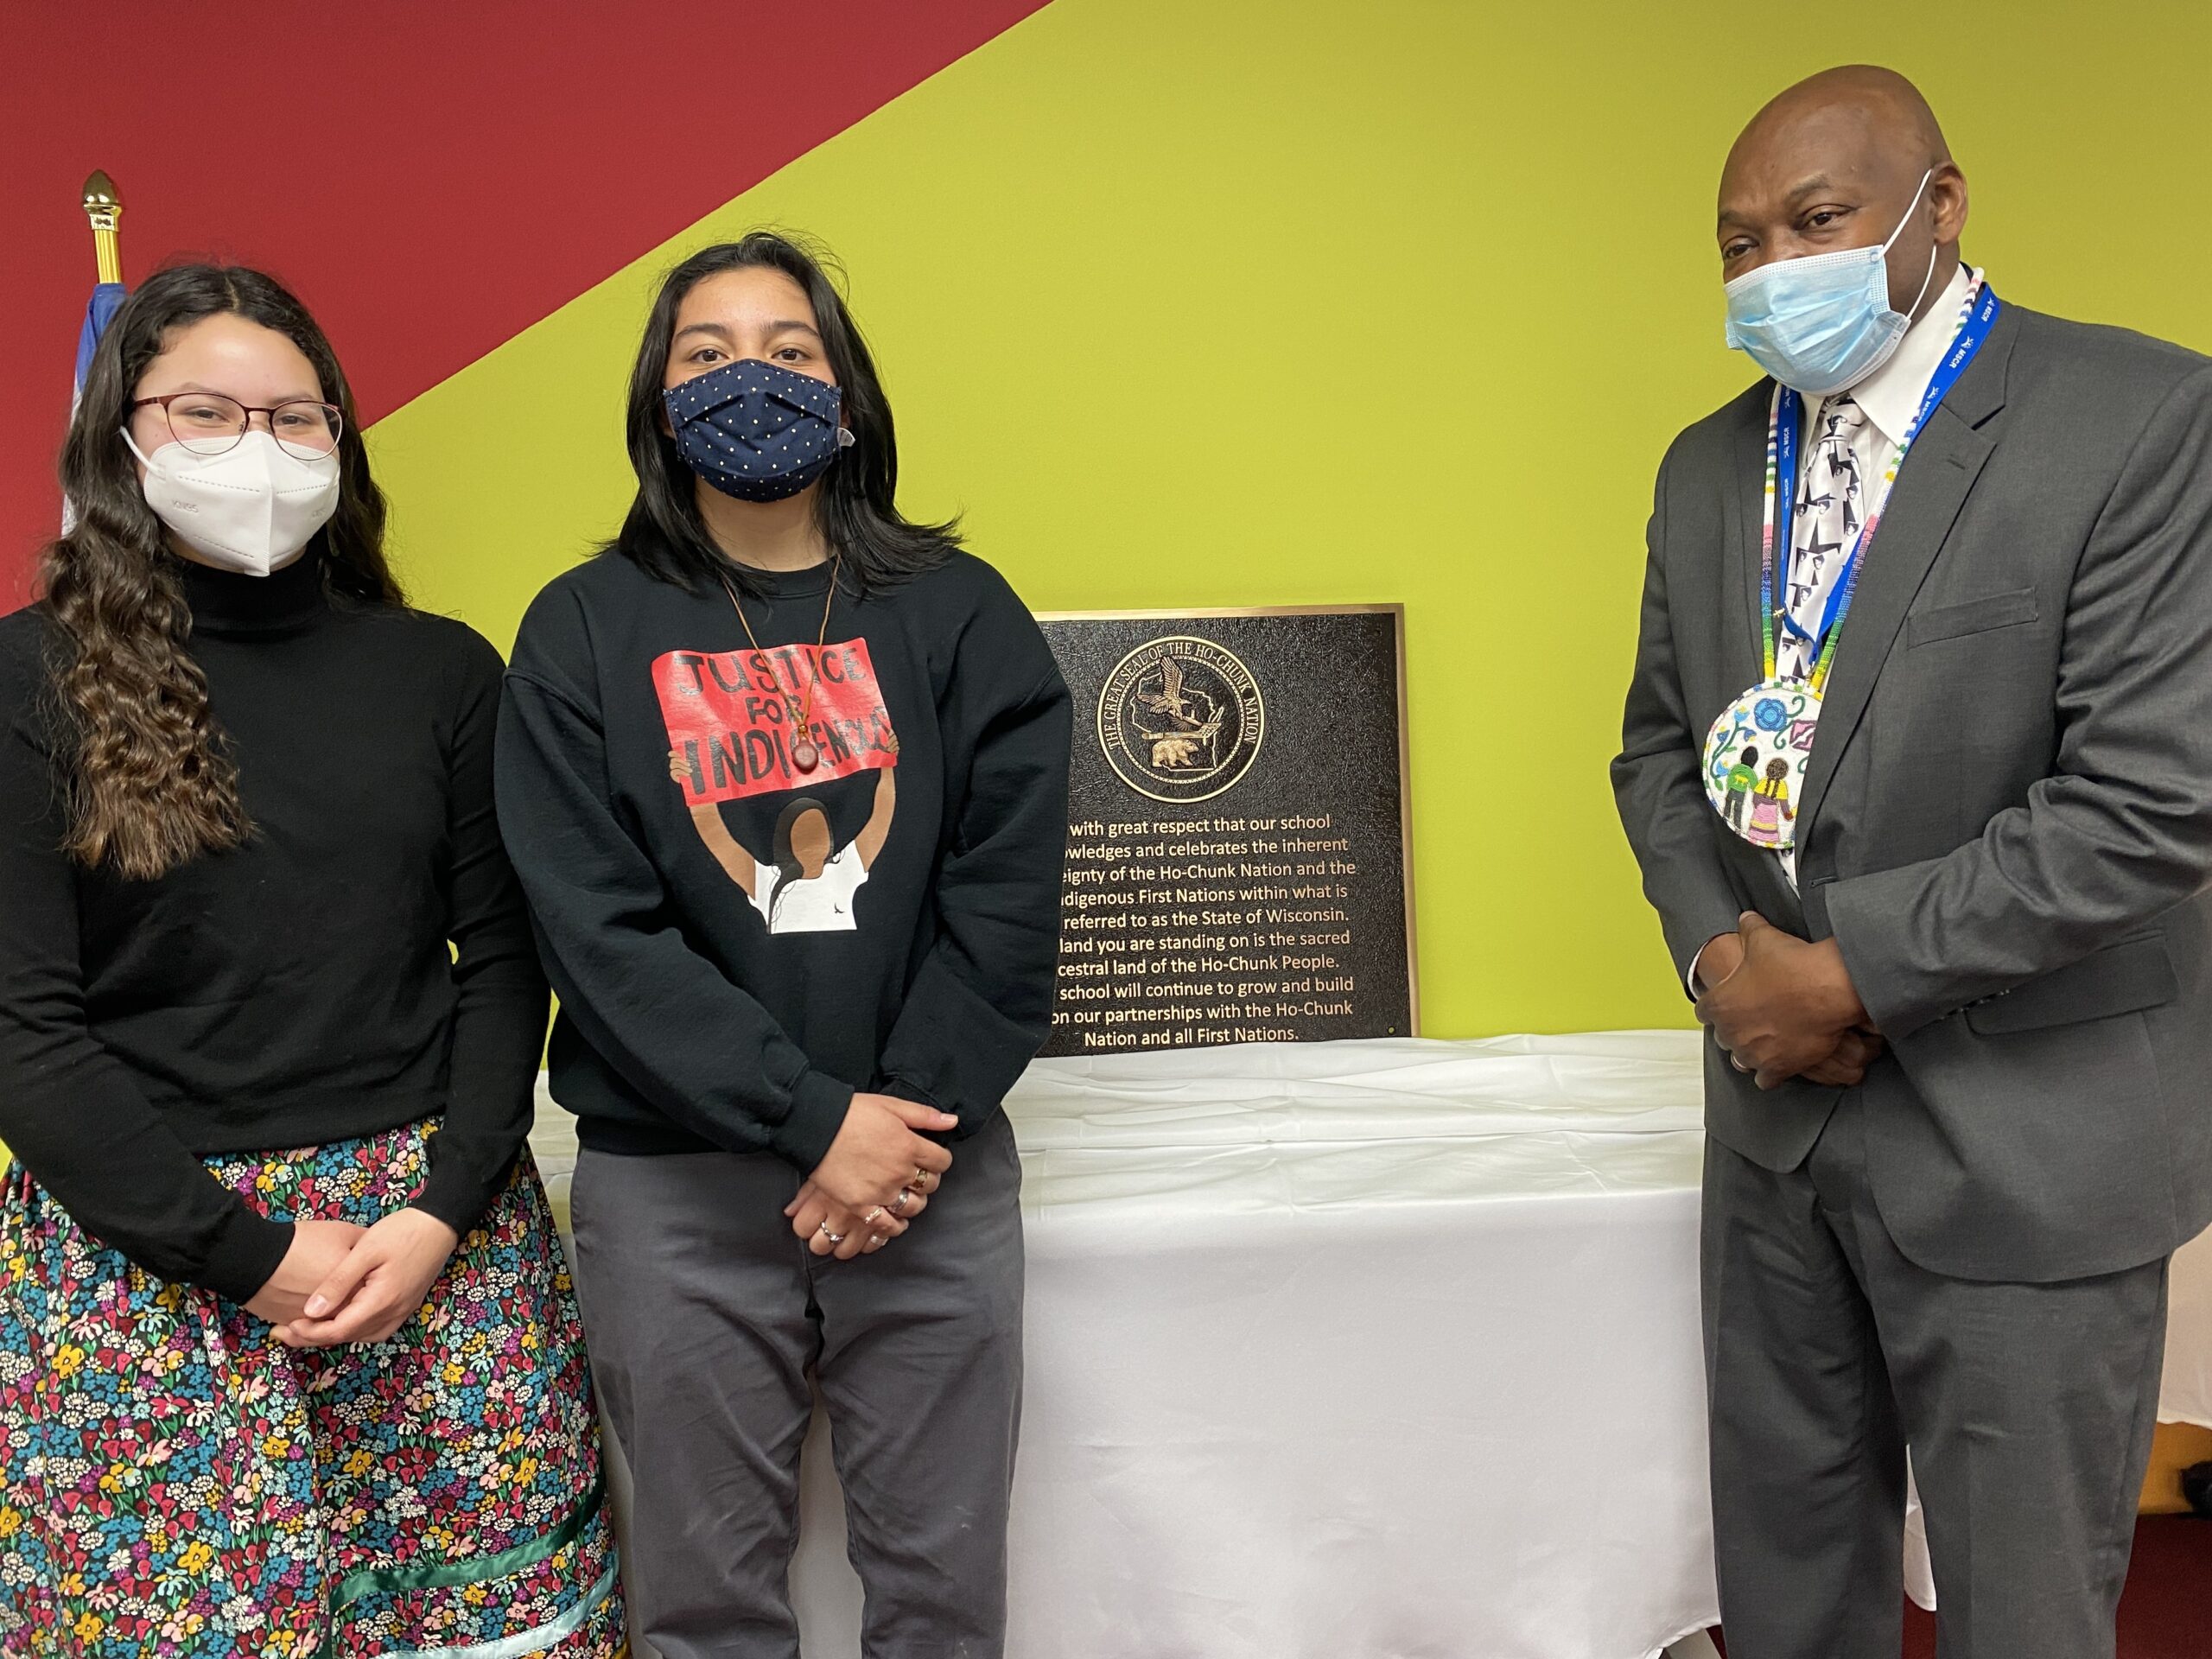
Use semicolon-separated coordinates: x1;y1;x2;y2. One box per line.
1096;634;1266;804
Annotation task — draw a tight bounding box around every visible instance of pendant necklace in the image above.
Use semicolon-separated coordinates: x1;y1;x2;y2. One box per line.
719;554;843;774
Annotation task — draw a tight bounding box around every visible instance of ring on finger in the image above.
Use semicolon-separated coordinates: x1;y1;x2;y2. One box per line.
889;1189;914;1216
864;1234;887;1252
861;1206;888;1229
818;1222;847;1246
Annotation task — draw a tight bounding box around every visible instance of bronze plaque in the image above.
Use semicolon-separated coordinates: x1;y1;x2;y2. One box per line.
1037;606;1417;1056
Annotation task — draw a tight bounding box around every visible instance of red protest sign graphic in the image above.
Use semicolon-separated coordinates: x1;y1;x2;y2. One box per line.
653;639;898;804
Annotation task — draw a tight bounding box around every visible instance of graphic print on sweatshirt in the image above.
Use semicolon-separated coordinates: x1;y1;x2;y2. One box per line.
653;639;899;935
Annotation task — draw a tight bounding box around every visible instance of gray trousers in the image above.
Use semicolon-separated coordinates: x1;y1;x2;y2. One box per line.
1702;1090;2169;1659
569;1112;1025;1659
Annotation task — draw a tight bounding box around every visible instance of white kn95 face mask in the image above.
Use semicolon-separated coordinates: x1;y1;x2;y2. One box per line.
122;427;341;577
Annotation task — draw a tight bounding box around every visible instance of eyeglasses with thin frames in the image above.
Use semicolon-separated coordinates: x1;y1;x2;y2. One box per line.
130;391;344;460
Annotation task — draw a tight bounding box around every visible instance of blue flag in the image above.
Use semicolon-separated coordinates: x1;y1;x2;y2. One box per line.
74;281;127;400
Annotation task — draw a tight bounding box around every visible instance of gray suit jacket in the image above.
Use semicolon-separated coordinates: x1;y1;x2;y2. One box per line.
1614;302;2212;1283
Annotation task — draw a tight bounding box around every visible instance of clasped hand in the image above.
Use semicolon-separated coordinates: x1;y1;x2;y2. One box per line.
1697;912;1884;1090
785;1092;957;1262
245;1207;461;1348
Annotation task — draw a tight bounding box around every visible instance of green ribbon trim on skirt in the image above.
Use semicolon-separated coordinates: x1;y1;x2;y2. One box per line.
315;1469;607;1659
366;1563;620;1659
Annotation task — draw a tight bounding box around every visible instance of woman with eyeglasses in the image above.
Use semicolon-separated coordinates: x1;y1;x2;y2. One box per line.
496;232;1071;1655
0;264;622;1656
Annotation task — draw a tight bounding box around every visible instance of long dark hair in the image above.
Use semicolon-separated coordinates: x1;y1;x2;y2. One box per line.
609;231;959;595
37;263;400;880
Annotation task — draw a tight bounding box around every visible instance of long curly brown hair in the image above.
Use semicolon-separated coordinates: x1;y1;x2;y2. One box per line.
38;264;402;880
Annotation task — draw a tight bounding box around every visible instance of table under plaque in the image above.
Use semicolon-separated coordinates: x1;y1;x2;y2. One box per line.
527;1033;2212;1659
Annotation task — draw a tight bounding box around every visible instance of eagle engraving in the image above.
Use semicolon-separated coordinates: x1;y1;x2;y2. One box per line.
1135;655;1224;769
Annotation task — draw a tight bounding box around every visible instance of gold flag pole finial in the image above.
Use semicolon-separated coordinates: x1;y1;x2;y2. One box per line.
82;170;123;286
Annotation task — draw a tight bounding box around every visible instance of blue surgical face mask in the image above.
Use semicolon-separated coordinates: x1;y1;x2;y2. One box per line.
664;357;855;502
1722;170;1937;397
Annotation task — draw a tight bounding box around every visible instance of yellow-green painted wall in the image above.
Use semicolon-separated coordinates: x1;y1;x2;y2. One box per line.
367;0;2212;1038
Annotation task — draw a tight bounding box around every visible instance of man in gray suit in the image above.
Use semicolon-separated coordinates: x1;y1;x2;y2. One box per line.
1614;65;2212;1658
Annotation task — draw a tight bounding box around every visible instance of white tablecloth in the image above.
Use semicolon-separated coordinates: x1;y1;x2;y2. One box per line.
527;1032;2212;1658
2164;1224;2212;1429
537;1033;1719;1658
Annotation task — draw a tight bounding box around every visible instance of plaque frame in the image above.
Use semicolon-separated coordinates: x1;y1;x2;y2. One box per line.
1036;602;1420;1039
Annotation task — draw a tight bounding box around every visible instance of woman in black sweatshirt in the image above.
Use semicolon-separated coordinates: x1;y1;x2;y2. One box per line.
0;266;620;1656
497;232;1071;1654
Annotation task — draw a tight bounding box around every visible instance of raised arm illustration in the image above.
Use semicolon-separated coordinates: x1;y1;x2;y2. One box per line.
670;748;760;897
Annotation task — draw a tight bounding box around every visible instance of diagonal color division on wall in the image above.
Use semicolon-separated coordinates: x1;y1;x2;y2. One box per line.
370;0;2212;1041
1;0;1050;607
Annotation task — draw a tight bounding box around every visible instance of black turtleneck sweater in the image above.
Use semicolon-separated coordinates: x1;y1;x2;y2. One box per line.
0;554;549;1302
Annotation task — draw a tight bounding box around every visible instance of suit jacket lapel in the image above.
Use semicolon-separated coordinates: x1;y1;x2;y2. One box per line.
1796;309;2017;845
1723;394;1770;695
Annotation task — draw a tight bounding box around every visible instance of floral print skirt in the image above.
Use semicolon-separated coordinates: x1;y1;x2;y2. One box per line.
0;1121;625;1658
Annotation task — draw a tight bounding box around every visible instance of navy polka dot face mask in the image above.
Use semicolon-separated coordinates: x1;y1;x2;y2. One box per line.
664;357;854;503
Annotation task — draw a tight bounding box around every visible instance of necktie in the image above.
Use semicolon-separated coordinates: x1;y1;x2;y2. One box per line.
1777;394;1866;683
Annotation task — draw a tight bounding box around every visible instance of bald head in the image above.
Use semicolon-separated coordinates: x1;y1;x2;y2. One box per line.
1718;66;1968;321
1738;67;1951;176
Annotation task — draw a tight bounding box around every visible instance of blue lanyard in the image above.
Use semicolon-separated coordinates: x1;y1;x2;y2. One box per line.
1765;280;2002;678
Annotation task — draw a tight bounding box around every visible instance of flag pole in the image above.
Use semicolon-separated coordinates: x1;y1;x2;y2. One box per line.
82;169;122;284
64;172;127;533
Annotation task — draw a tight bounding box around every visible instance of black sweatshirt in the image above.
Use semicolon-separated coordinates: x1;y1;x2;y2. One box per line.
495;549;1071;1169
0;554;550;1301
